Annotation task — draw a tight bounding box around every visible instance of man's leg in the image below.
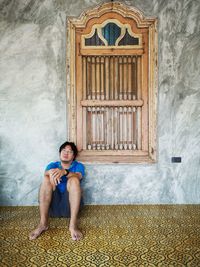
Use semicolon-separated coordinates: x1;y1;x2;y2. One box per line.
67;176;82;241
29;175;53;240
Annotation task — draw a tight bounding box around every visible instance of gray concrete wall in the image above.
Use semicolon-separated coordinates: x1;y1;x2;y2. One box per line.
0;0;200;205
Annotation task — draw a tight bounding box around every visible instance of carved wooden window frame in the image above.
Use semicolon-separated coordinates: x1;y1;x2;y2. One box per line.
66;2;158;163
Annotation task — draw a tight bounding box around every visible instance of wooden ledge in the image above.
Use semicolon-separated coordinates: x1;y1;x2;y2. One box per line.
77;155;156;164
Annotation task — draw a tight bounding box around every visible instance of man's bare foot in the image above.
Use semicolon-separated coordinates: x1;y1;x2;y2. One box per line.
29;224;48;240
69;226;83;241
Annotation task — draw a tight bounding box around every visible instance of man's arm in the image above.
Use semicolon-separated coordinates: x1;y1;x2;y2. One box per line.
45;168;82;188
45;168;65;178
45;168;66;190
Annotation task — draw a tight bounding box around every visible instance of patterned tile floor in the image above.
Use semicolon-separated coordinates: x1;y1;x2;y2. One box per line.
0;205;200;266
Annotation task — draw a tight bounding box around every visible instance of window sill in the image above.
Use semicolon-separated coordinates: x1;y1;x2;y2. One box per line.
77;155;156;164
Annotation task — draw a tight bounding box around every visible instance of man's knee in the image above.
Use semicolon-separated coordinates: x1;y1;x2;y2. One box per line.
38;177;53;203
39;175;54;194
67;176;80;191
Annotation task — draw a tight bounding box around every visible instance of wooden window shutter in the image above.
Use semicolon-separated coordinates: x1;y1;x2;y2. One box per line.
67;2;158;163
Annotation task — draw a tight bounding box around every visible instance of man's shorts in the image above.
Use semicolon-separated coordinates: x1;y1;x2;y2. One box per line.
49;188;83;218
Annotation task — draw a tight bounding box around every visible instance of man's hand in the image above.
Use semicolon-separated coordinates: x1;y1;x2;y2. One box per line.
48;168;65;190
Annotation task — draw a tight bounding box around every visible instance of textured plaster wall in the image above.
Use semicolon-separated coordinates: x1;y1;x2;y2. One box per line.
0;0;200;205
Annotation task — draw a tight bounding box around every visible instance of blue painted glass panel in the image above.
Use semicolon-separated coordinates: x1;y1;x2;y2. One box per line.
102;23;121;46
119;29;139;46
85;29;105;46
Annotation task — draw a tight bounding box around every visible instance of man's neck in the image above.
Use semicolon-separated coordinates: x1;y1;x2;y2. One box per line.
61;160;73;169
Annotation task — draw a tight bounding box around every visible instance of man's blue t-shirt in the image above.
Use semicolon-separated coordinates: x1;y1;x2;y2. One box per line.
45;160;85;193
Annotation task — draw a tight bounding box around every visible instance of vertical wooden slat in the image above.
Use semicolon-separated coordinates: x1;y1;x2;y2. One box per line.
114;56;118;100
134;56;137;100
82;107;87;149
128;57;132;100
76;37;83;150
100;57;104;100
91;57;95;100
137;107;142;150
122;57;124;100
117;56;120;100
82;56;86;100
95;107;98;149
141;48;149;151
103;106;107;150
132;107;137;149
124;107;127;150
122;107;124;148
123;57;127;100
109;56;113;100
98;107;101;149
116;107;119;149
112;56;115;100
114;107;117;149
137;56;141;100
94;56;97;100
99;56;102;100
120;57;123;100
128;107;132;149
87;107;92;150
109;56;111;100
103;56;106;100
101;107;104;149
111;107;114;149
86;56;88;99
96;56;100;100
131;106;134;149
119;107;123;149
113;56;115;100
131;56;135;100
135;56;138;100
126;56;129;100
87;57;91;100
105;57;109;100
108;107;111;150
92;107;96;149
106;107;109;149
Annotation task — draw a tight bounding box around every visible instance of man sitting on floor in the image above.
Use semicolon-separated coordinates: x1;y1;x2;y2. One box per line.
29;141;85;241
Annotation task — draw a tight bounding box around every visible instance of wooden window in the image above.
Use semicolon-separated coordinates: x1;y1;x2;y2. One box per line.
67;2;158;163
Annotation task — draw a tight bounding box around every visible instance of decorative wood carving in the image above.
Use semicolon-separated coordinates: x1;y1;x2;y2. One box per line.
66;2;158;163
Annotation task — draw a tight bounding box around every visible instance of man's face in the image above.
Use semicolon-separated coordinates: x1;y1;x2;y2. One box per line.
60;145;74;163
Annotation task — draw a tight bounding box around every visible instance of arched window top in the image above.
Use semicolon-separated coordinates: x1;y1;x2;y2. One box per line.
83;19;142;48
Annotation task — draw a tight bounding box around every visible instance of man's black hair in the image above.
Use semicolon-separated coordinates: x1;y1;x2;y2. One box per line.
59;141;78;160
